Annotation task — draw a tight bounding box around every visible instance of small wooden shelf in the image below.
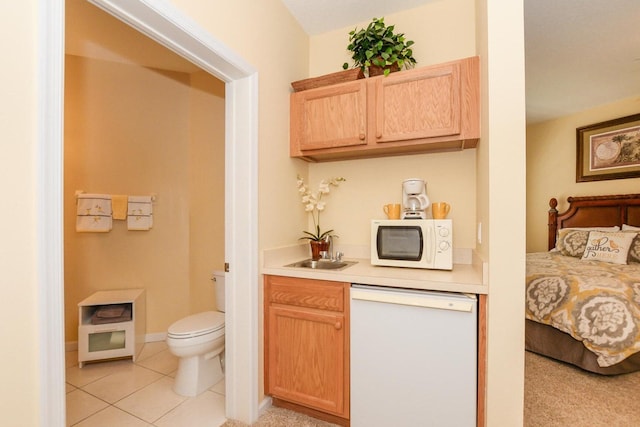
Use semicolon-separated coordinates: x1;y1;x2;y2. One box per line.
77;289;146;367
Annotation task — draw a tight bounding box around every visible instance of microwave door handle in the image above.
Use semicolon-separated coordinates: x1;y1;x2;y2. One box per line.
425;225;434;263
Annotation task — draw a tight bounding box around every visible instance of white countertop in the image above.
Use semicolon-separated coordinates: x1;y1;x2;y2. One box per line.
262;244;488;295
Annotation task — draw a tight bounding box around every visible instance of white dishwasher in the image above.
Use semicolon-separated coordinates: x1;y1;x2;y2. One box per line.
350;284;477;427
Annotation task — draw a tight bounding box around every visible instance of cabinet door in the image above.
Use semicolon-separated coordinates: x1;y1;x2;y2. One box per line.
267;305;346;416
370;62;461;143
290;80;367;153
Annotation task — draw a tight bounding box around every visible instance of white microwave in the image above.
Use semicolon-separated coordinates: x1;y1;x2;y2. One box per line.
371;219;453;270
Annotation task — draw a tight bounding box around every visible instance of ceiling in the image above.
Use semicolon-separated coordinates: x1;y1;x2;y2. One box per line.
68;0;640;124
66;0;200;74
523;0;640;123
279;0;439;35
282;0;640;124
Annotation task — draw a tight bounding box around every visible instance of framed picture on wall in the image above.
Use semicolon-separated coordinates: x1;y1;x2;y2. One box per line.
577;113;640;182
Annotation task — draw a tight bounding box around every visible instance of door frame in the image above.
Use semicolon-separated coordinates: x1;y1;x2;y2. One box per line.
38;0;259;424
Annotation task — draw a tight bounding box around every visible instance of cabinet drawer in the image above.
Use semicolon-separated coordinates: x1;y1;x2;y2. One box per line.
266;276;346;312
78;322;135;363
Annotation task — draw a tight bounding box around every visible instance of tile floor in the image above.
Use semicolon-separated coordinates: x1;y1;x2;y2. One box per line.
66;341;227;426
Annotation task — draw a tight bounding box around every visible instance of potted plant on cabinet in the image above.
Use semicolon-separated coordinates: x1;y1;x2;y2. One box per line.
343;17;417;77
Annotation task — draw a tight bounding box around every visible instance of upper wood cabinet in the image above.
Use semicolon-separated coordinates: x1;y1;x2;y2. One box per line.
290;56;480;162
291;79;367;151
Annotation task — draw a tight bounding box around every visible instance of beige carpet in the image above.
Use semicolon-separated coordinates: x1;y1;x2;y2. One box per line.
524;351;640;426
221;406;339;427
223;352;640;426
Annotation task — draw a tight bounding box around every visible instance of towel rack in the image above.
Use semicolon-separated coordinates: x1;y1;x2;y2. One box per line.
74;190;157;202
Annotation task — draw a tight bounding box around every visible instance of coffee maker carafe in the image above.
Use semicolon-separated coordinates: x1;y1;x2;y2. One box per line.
402;178;430;219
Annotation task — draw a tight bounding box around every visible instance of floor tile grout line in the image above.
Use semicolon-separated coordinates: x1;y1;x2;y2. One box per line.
73;362;167;405
111;374;184;424
66;347;228;426
71;404;153;427
70;379;227;426
69;365;172;422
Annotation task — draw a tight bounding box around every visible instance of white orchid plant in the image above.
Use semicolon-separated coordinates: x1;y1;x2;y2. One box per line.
297;175;346;241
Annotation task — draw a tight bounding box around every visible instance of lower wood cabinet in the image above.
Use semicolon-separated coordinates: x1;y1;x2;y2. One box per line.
264;275;350;425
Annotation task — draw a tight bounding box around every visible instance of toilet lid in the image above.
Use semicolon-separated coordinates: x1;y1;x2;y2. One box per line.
168;311;225;338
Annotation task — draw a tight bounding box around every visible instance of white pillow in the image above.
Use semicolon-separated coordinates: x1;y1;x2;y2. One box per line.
622;224;640;231
581;231;636;264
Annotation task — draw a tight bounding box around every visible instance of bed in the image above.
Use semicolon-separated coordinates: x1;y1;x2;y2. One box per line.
525;193;640;374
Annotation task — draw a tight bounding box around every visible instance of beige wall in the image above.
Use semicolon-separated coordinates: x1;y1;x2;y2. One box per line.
64;56;225;341
0;2;39;423
167;0;311;250
189;71;226;313
475;0;527;424
307;0;478;250
527;96;640;252
309;0;477;77
305;151;477;249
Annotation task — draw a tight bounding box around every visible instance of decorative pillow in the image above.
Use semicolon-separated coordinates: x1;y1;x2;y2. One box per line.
555;228;590;257
622;224;640;231
624;230;640;263
581;231;637;264
555;226;622;257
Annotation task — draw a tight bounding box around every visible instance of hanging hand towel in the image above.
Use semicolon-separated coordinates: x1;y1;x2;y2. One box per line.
127;195;153;230
111;195;128;220
76;194;113;232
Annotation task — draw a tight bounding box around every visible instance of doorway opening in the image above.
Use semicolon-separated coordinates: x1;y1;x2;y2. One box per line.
40;0;259;424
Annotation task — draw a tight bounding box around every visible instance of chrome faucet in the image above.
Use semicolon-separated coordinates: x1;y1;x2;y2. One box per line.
323;235;333;260
323;235;345;261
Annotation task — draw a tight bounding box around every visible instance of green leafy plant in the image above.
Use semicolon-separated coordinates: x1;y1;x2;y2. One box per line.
342;17;416;77
296;175;346;241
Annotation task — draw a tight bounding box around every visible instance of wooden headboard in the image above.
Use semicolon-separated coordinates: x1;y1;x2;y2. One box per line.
548;194;640;250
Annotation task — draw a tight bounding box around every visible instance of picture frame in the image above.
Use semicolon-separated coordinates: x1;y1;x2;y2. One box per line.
576;113;640;182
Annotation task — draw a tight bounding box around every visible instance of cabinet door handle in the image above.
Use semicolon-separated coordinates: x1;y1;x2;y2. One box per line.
334;321;342;330
359;133;366;140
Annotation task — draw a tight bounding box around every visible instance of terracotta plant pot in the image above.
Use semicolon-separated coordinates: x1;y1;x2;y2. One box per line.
309;240;330;260
368;61;400;77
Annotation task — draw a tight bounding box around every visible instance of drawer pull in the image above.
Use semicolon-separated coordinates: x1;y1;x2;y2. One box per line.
334;321;342;330
93;328;119;333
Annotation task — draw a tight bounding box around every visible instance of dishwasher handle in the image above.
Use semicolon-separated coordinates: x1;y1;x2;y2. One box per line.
351;287;475;313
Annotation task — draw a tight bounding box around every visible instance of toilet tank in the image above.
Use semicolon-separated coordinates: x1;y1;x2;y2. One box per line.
212;270;226;312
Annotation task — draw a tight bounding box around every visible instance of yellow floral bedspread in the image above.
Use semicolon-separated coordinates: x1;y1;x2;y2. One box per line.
526;252;640;367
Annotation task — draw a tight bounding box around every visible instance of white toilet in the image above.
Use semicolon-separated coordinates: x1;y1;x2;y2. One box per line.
166;271;226;396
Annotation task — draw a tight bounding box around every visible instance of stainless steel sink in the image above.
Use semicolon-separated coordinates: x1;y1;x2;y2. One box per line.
285;259;357;271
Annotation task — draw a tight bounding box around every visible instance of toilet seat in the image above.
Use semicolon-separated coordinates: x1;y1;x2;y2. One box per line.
168;311;225;340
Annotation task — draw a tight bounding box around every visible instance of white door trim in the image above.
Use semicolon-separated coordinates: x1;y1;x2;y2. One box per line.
38;0;65;424
39;0;259;424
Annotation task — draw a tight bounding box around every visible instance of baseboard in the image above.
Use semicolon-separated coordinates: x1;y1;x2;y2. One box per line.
259;396;272;416
271;397;349;426
65;332;167;353
145;332;167;342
